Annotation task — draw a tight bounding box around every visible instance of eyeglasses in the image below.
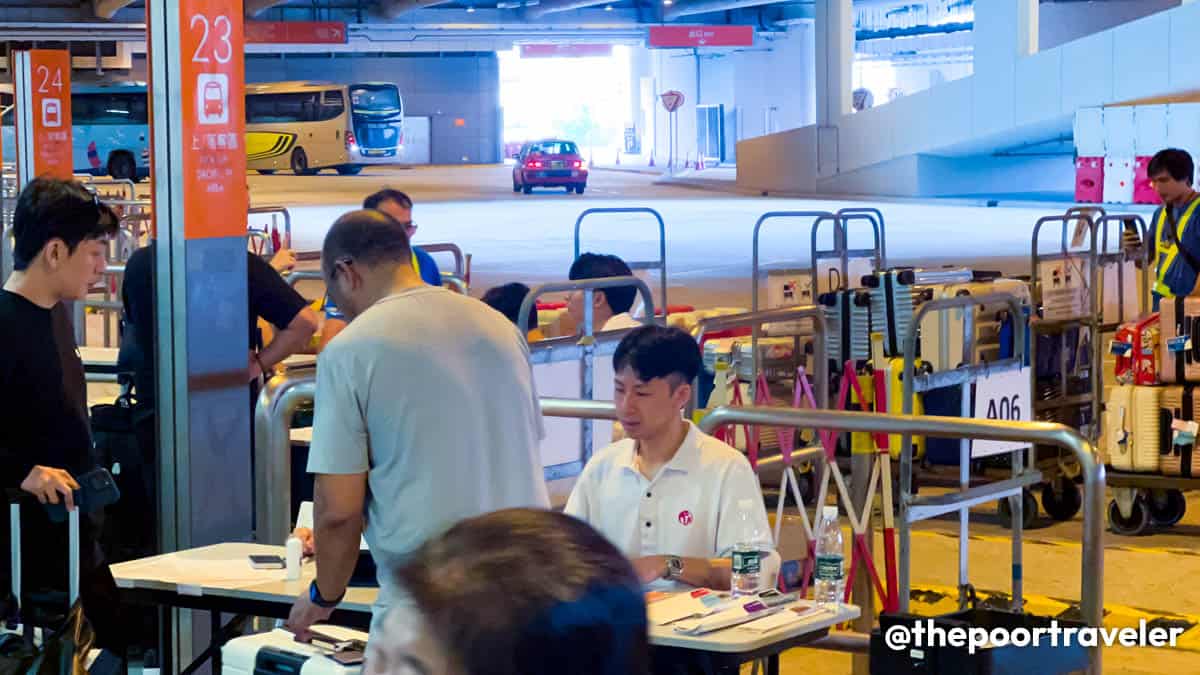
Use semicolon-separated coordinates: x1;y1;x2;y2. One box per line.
329;257;354;281
395;220;417;233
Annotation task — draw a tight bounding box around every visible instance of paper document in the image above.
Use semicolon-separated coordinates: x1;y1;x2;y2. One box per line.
646;589;728;626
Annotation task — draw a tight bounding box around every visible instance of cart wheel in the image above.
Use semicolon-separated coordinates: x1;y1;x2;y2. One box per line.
796;470;817;504
1041;479;1082;521
997;489;1038;530
1108;497;1151;536
1149;489;1187;527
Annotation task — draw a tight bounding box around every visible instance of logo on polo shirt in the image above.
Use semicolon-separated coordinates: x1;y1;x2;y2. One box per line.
678;510;694;526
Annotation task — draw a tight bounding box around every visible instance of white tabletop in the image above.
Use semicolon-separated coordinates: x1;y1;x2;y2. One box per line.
112;543;856;654
291;427;312;446
281;354;317;370
648;601;859;653
79;346;120;367
110;542;375;613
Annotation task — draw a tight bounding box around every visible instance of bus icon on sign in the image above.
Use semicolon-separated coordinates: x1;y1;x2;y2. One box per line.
41;98;62;128
196;73;229;125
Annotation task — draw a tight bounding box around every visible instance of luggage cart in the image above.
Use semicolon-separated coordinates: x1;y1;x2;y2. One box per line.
809;208;887;295
574;207;667;313
422;242;471;292
898;292;1035;611
1031;210;1151;526
699;405;1106;675
247;205;292;256
519;276;657;474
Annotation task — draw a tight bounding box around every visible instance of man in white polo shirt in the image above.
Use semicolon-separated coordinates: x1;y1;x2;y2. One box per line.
285;210;549;640
565;325;776;590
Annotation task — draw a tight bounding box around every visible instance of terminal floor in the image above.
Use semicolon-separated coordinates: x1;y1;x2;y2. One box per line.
246;165;1157;308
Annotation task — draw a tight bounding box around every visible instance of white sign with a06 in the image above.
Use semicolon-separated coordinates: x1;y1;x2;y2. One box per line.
971;367;1032;458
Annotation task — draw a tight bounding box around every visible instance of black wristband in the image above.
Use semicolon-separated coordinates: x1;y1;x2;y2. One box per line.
309;579;344;608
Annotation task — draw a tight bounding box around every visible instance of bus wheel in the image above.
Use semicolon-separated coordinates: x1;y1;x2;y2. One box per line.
336;165;363;176
291;147;315;176
108;152;136;181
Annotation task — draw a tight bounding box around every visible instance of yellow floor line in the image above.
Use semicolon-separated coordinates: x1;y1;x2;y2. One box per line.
910;527;1200;557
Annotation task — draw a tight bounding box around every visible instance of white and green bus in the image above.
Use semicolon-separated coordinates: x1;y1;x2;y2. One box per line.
2;81;150;181
245;81;404;176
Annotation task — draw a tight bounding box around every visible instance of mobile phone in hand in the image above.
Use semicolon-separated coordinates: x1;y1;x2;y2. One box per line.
45;467;121;523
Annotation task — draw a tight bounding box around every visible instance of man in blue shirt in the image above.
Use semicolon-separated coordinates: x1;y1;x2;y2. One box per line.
319;189;442;349
364;189;442;287
1149;148;1200;303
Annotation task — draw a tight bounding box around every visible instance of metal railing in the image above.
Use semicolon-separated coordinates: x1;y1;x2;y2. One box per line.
899;292;1031;611
248;206;293;254
697;405;1105;673
691;305;829;415
253;373;316;547
574;208;668;313
518;276;656;339
421;243;468;280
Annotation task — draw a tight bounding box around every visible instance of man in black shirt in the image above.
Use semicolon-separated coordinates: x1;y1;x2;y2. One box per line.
0;177;123;650
120;248;317;406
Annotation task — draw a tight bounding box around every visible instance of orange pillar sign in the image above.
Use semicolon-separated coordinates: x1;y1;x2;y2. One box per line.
179;1;247;240
12;49;73;185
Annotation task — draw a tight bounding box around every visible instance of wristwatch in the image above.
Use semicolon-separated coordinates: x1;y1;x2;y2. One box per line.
663;556;684;581
309;579;344;609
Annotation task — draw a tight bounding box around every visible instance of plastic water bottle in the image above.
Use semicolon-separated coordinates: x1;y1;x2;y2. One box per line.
814;505;845;608
731;498;763;597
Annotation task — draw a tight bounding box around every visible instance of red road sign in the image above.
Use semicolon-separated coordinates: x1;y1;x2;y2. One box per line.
520;44;613;58
246;21;347;44
660;90;685;113
648;25;754;48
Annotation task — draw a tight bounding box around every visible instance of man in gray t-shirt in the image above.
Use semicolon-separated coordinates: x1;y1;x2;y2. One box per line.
286;209;549;639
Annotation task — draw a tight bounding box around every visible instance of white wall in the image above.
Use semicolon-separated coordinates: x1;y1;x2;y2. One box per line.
739;1;1200;197
1040;0;1180;51
641;25;815;167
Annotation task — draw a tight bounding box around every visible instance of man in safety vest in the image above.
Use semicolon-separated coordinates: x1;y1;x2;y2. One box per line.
1150;148;1200;305
318;189;443;349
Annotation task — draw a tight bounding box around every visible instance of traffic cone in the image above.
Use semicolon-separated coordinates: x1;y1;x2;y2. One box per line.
696;155;705;171
649;151;656;168
615;150;621;166
589;152;595;169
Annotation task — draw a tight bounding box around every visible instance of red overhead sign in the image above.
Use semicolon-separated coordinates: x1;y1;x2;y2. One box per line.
520;44;613;58
245;21;347;44
648;25;754;48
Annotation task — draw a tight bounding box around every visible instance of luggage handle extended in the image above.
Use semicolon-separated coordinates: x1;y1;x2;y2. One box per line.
6;490;81;614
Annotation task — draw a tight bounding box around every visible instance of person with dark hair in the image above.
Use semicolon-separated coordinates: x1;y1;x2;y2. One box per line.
318;188;442;349
371;508;650;675
565;325;776;592
481;282;543;341
0;177;127;654
286;210;549;640
362;188;442;287
1148;148;1200;300
565;252;641;333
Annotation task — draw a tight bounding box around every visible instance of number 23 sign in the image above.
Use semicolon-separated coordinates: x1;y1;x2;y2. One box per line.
971;367;1032;458
180;0;246;240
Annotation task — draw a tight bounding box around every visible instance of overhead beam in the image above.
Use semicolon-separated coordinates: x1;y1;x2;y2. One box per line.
93;0;135;19
664;0;810;20
525;0;615;20
377;0;456;19
245;0;292;16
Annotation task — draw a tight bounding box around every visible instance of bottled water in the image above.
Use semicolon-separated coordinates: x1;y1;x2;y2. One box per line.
731;498;763;597
814;505;845;608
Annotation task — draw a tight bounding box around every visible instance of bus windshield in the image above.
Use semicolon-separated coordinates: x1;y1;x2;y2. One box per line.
350;84;401;116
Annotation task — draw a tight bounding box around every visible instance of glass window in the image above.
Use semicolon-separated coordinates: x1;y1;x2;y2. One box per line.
319;90;345;122
530;141;579;155
71;92;149;125
246;92;322;124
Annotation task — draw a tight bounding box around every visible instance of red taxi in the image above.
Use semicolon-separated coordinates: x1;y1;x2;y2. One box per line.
512;139;588;195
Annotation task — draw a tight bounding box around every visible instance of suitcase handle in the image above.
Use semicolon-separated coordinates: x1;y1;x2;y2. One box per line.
6;491;81;611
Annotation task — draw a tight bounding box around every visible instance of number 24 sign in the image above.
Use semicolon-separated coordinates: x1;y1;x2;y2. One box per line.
971;367;1032;458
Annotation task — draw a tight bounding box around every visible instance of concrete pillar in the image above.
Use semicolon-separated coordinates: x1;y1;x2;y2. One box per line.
815;0;852;126
629;46;653;157
1017;0;1039;57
